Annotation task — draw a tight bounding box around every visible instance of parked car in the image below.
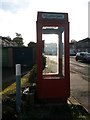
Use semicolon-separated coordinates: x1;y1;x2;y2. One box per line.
75;52;90;62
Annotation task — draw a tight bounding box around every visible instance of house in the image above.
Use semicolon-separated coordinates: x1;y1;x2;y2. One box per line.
69;42;77;55
76;37;90;52
0;36;18;47
69;37;90;55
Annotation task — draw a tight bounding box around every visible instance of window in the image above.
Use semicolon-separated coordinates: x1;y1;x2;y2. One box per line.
42;26;65;77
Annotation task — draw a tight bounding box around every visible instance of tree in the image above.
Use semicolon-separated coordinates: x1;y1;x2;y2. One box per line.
28;42;36;48
13;33;24;46
71;39;77;43
6;36;12;41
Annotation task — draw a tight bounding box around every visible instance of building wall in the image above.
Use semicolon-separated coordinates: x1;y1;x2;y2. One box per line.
69;38;90;54
76;38;90;52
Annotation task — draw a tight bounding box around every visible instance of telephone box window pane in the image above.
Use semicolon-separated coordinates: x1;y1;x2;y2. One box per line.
43;34;58;74
42;26;65;77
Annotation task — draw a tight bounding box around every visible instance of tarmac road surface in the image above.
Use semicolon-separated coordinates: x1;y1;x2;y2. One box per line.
70;56;90;113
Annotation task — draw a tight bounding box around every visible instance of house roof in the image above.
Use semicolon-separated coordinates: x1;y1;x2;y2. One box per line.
77;37;90;43
0;36;18;47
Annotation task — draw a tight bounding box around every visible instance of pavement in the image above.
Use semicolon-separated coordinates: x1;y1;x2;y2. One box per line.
68;96;81;105
68;96;90;118
70;71;90;113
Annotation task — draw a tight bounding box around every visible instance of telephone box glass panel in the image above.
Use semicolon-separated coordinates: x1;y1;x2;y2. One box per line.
42;26;65;77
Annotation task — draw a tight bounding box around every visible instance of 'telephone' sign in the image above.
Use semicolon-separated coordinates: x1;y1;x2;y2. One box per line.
42;13;64;19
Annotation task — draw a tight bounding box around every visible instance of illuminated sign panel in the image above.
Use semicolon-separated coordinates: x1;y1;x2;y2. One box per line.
42;13;64;19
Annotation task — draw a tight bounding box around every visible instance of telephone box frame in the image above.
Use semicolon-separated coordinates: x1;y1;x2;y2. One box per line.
36;11;70;102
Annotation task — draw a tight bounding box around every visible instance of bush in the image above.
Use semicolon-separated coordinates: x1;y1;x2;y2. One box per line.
42;55;46;70
29;55;46;83
29;65;37;83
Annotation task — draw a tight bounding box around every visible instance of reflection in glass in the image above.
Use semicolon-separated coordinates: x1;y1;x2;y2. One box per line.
42;26;65;77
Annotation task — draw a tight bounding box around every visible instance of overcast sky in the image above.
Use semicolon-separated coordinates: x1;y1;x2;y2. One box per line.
0;0;89;45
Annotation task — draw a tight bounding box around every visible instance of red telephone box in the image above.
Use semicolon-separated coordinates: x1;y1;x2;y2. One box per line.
36;11;70;102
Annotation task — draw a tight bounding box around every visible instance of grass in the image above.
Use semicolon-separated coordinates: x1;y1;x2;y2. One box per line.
1;65;90;120
18;103;89;120
1;65;37;98
2;81;15;90
1;72;30;98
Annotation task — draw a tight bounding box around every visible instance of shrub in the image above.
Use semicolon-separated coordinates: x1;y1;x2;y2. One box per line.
29;55;46;83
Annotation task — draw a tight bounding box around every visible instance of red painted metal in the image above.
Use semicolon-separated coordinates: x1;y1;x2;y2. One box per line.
36;11;70;102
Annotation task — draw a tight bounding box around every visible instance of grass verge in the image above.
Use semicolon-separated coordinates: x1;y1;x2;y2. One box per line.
1;72;30;98
1;64;90;120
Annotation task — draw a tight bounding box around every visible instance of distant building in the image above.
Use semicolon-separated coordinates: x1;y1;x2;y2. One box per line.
44;43;57;55
69;42;77;55
76;37;90;52
0;36;18;47
69;37;90;55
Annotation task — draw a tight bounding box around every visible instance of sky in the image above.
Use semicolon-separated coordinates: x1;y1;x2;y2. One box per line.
0;0;89;46
88;1;90;38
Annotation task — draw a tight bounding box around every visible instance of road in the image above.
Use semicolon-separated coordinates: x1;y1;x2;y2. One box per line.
70;56;90;113
44;55;90;113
